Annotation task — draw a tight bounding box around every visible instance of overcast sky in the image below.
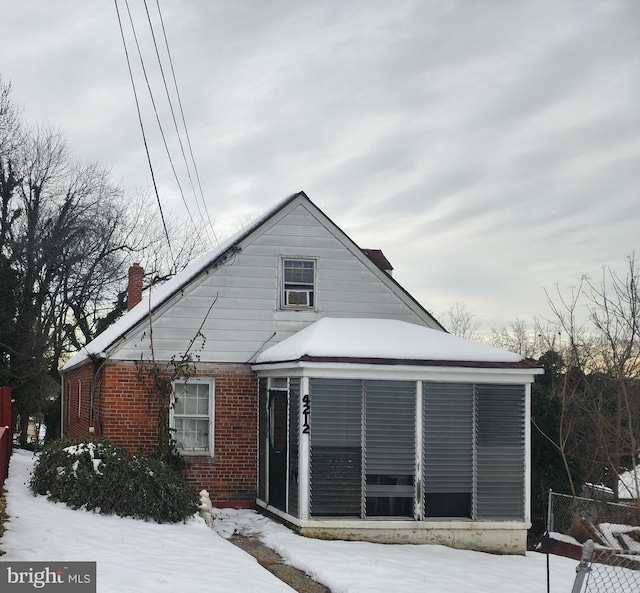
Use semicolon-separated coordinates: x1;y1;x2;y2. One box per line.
1;1;638;331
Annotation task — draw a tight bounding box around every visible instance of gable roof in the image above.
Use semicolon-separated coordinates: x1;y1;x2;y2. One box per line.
63;191;444;371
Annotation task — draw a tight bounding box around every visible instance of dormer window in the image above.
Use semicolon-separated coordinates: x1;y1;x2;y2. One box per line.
282;259;315;308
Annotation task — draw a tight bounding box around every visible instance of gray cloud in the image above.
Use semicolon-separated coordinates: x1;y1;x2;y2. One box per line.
0;0;638;331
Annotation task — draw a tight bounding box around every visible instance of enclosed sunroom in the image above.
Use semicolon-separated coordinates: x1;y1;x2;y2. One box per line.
252;318;542;554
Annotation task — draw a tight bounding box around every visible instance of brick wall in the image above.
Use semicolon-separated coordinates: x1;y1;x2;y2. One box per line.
201;364;257;506
63;360;258;507
63;364;95;438
99;361;158;455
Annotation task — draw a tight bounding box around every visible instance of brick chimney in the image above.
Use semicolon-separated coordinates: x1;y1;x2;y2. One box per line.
127;263;144;311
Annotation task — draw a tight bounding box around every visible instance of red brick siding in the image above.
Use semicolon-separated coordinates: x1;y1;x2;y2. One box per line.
99;362;158;456
201;365;257;506
63;360;258;507
63;364;94;438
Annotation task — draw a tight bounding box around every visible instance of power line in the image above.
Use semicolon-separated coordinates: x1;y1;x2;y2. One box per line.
154;0;220;249
142;0;207;230
115;0;219;254
113;0;174;265
122;0;198;232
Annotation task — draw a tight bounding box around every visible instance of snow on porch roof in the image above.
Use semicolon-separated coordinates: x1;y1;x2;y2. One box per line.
254;318;531;366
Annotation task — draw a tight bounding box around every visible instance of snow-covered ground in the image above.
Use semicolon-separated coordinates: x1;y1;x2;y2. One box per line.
2;449;578;592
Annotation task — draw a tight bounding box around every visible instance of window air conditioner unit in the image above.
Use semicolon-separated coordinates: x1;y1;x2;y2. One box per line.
285;290;310;307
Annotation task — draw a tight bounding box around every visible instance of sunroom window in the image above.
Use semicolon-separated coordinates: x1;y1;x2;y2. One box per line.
172;380;214;453
306;379;525;521
309;379;415;518
282;259;315;308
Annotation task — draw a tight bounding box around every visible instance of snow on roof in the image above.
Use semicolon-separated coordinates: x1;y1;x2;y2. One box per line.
63;193;302;371
255;317;525;364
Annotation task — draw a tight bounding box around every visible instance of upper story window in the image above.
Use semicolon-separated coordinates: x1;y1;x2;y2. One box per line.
282;259;315;308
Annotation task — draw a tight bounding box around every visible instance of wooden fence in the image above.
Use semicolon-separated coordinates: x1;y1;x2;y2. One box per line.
0;387;14;493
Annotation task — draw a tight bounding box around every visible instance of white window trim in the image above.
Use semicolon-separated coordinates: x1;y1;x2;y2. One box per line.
280;257;317;310
170;378;215;456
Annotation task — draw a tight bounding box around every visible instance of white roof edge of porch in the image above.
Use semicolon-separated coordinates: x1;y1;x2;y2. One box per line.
252;317;543;380
251;360;542;383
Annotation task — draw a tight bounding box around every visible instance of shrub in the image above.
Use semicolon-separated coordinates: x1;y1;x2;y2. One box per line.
0;494;7;556
30;438;198;523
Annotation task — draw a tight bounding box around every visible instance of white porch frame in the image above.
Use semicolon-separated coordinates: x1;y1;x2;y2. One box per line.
253;360;542;554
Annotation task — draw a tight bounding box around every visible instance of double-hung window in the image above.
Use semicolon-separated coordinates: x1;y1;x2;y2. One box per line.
172;379;214;454
282;259;315;308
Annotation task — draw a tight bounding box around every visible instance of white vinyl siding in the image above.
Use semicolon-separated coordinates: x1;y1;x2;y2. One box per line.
111;202;439;364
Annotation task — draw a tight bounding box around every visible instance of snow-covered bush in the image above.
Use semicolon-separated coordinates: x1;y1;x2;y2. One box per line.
30;438;198;523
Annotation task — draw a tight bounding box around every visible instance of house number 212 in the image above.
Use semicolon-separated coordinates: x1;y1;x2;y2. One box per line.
302;394;310;434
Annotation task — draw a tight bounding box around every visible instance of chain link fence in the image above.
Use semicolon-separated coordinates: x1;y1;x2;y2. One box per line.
546;491;640;592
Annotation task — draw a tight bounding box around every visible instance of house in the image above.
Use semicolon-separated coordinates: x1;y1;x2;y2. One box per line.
61;191;542;554
619;468;640;503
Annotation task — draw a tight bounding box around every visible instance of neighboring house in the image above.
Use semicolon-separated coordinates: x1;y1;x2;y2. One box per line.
61;191;542;554
619;468;640;503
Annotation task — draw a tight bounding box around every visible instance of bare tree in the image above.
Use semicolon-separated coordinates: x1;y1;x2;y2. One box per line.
488;318;542;359
0;81;206;443
583;257;640;500
544;258;640;502
0;77;20;159
443;300;481;340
